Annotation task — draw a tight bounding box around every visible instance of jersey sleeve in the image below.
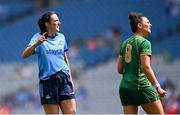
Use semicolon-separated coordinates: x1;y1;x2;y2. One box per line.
28;33;40;54
118;42;125;56
140;40;152;55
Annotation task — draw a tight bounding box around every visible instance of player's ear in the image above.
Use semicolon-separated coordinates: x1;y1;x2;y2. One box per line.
138;23;142;29
45;22;50;28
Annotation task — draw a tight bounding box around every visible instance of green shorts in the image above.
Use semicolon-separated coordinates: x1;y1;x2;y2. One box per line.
119;87;160;106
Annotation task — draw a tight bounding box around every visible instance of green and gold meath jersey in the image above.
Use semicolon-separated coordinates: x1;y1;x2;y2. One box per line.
119;35;152;89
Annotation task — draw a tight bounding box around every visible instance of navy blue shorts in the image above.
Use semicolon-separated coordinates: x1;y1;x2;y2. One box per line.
39;71;75;105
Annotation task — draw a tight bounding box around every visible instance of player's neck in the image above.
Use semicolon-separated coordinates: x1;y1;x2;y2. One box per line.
47;31;56;38
134;32;144;38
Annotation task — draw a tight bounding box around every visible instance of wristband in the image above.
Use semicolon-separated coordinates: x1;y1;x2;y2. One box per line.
154;83;160;89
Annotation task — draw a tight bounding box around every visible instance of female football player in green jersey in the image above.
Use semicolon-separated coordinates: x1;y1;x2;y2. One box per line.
117;12;166;114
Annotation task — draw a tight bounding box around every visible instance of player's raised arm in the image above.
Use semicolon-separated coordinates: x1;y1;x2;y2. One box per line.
22;32;47;58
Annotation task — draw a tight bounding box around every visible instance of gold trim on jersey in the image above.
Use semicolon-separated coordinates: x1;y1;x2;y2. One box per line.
140;53;152;56
142;92;152;103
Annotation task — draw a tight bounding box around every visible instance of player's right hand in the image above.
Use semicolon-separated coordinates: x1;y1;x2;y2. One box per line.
36;32;47;45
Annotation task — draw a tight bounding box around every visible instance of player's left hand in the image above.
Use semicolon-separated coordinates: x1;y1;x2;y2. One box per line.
156;87;166;97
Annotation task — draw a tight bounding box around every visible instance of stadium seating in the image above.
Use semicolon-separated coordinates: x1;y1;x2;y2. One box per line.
153;34;180;59
0;0;179;63
0;0;36;26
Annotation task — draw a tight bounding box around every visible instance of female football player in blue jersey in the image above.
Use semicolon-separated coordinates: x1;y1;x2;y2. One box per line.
22;11;76;114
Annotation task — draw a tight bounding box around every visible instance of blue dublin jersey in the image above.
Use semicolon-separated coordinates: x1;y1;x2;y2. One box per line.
28;32;69;80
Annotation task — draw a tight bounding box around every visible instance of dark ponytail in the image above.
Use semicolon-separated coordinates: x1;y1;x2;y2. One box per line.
38;18;46;34
129;12;143;33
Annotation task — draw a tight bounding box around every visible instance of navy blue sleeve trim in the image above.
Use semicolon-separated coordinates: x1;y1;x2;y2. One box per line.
64;49;68;52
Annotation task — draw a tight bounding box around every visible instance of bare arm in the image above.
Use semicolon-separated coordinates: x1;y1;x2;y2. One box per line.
22;32;47;58
140;54;166;97
140;54;158;85
22;43;39;58
117;55;123;74
64;52;74;86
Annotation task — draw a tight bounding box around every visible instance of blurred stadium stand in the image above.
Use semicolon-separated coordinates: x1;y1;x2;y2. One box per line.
0;0;180;114
0;0;37;27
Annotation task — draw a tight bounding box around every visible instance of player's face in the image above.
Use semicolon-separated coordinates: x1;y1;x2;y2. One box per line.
48;14;61;32
139;17;152;36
